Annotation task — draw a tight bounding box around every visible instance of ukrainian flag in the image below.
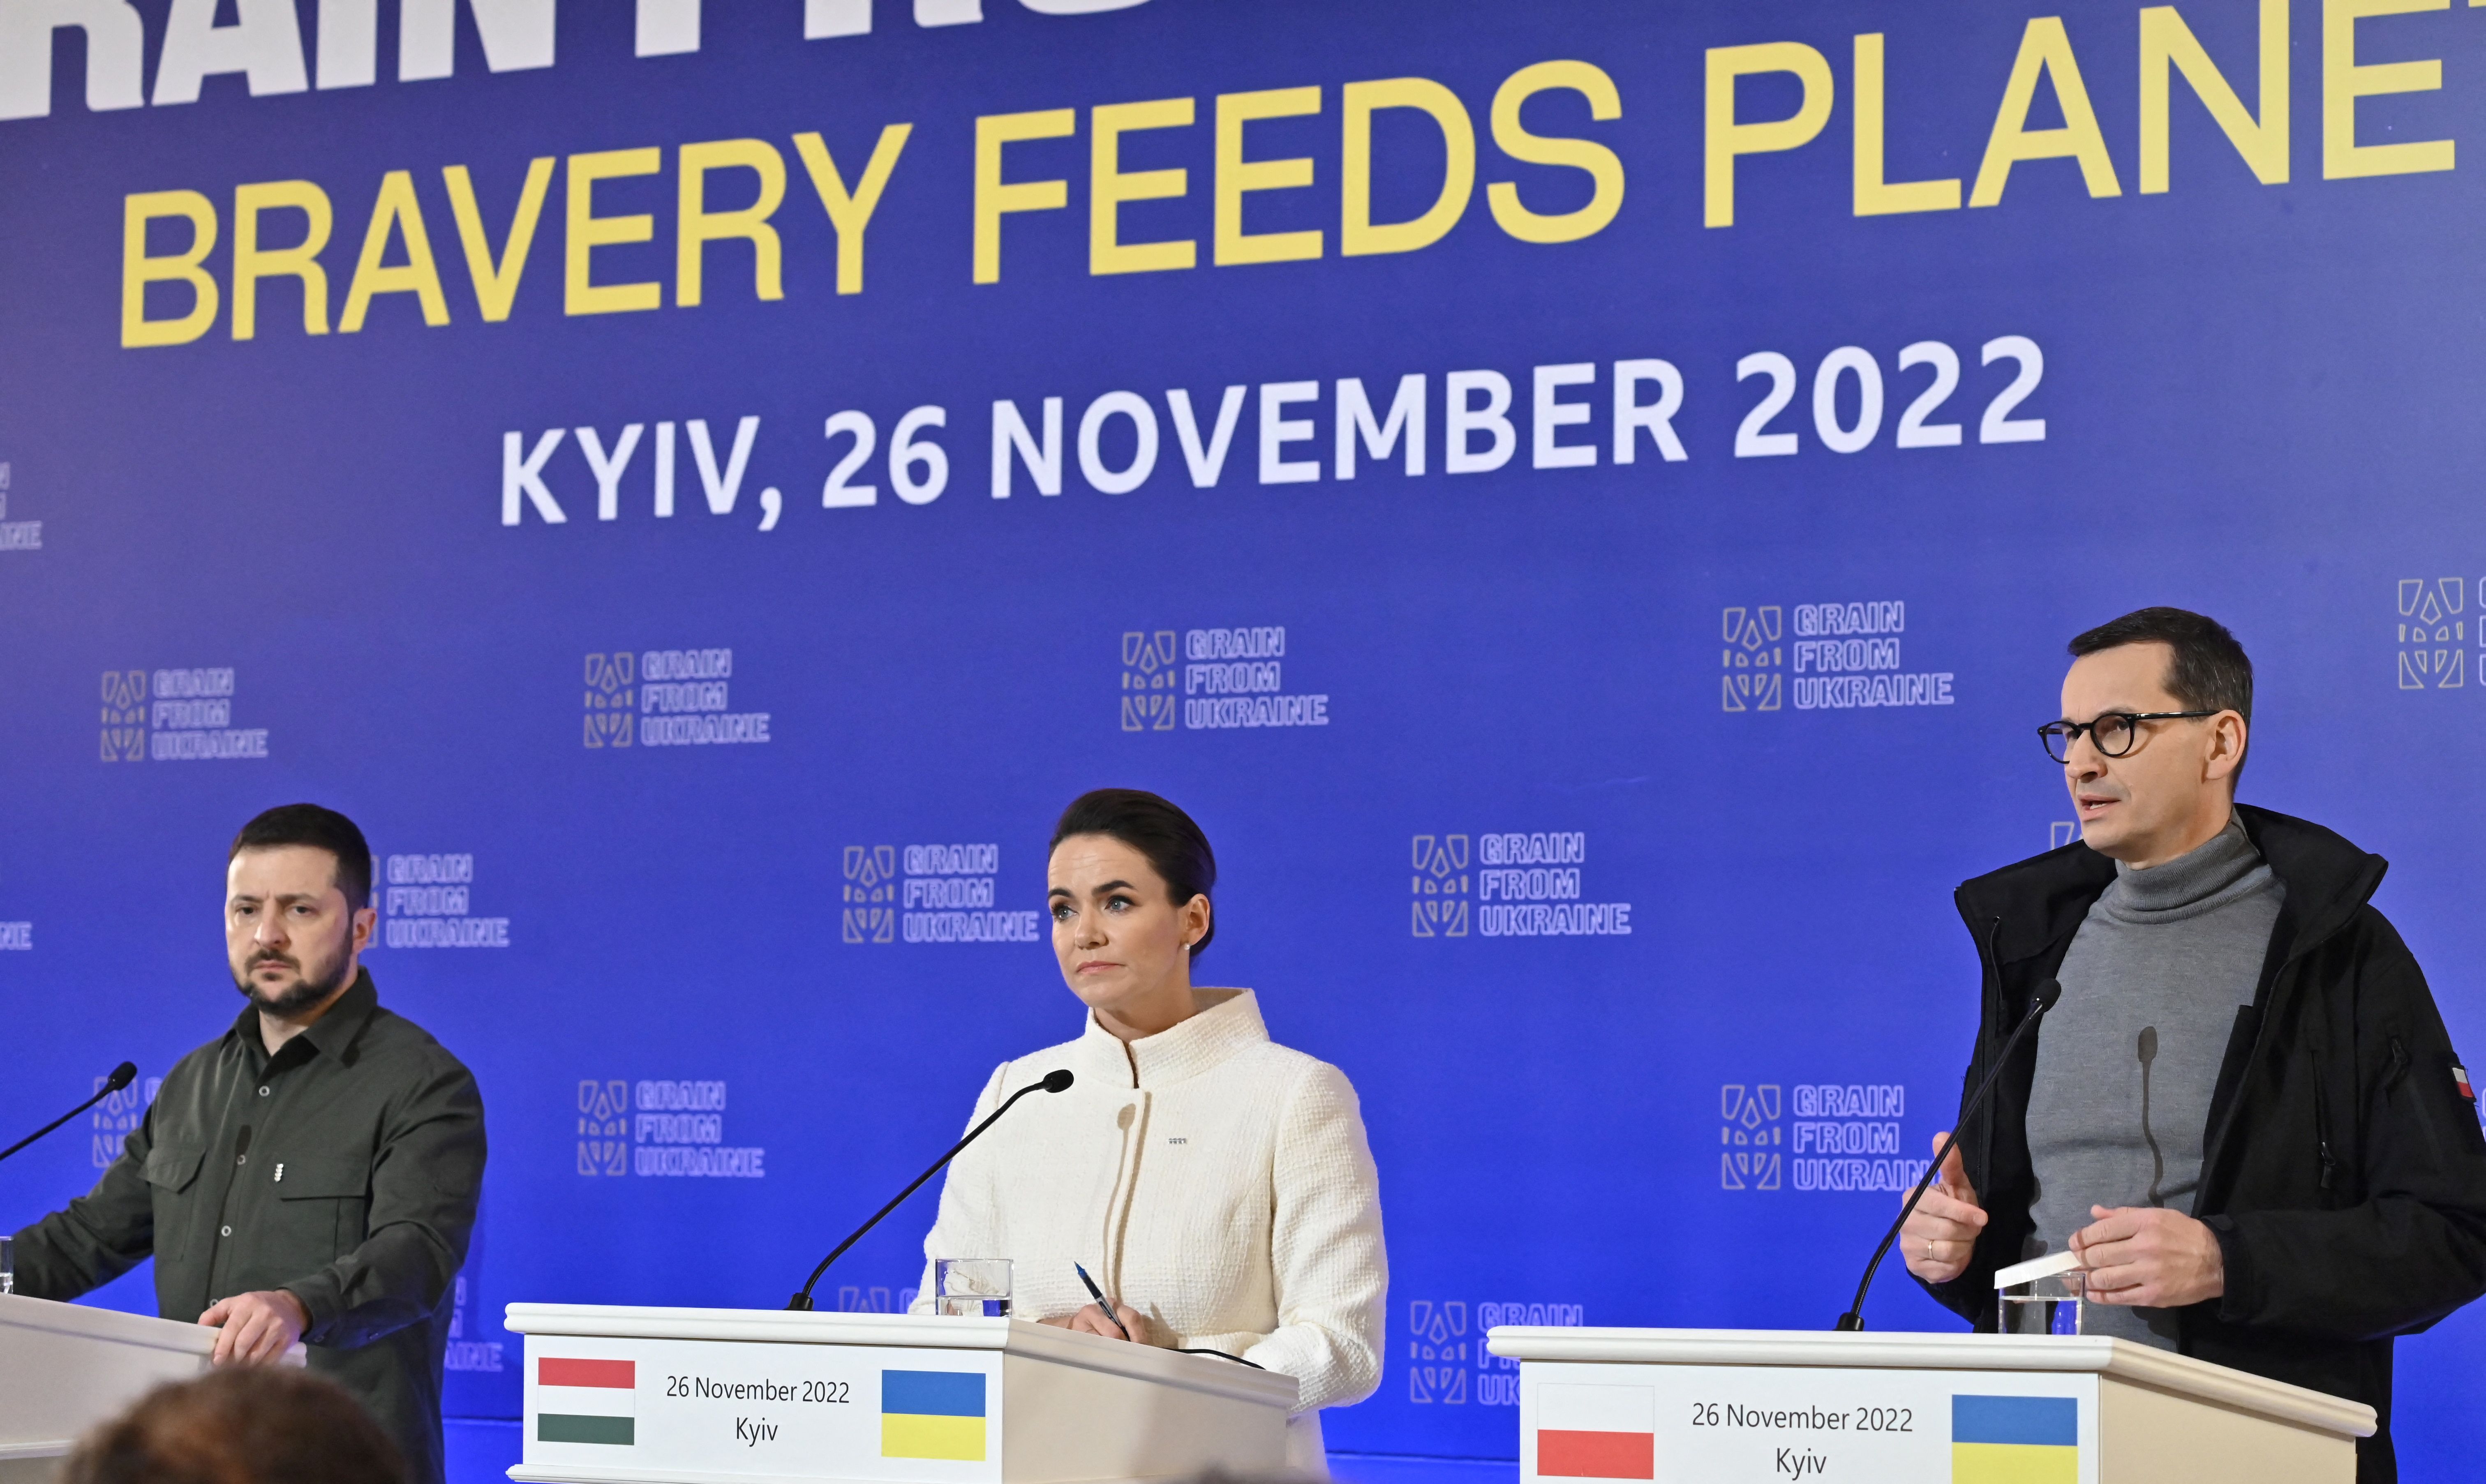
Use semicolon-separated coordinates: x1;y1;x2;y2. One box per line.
881;1370;987;1461
1952;1395;2078;1483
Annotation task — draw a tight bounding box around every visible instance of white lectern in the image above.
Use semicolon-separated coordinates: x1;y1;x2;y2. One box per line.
0;1294;232;1482
1487;1327;2376;1484
504;1305;1299;1484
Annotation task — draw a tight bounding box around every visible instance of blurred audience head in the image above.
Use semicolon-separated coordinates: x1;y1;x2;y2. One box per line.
63;1366;407;1484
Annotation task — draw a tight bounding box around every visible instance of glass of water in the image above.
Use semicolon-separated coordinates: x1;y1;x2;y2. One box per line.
1;1234;14;1295
932;1259;1010;1317
1999;1268;2084;1335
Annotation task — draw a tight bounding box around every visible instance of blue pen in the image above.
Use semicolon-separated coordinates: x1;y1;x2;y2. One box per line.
1073;1262;1132;1340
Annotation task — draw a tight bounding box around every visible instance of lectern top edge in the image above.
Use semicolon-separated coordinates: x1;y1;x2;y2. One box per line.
0;1293;217;1357
504;1303;1300;1411
504;1304;1015;1350
1483;1325;2376;1439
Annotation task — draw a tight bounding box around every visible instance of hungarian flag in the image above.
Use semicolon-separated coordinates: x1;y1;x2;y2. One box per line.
535;1357;635;1446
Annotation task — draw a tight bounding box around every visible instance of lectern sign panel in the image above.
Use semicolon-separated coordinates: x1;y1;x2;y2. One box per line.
1520;1362;2097;1484
523;1335;1005;1482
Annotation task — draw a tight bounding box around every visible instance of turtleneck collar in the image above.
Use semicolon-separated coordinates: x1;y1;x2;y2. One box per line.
1077;987;1268;1089
2100;812;2273;925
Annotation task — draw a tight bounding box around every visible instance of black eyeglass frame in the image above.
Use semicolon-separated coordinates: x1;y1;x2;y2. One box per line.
2037;710;2220;763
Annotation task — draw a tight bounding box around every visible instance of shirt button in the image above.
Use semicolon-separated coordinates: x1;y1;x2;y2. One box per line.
220;1226;232;1237
258;1087;270;1097
236;1154;247;1165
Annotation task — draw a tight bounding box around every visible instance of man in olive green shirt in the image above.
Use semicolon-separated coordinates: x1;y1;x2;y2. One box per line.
10;805;485;1484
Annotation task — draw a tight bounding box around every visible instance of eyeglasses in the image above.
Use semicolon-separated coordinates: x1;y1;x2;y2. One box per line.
2037;711;2218;764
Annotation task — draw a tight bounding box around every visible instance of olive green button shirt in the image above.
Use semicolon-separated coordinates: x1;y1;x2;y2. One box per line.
10;971;485;1484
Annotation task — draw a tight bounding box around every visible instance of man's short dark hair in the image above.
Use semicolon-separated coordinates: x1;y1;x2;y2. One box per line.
230;804;373;911
2066;607;2254;722
1051;788;1218;958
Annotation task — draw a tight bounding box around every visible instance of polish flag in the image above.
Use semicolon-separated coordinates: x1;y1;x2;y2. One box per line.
1535;1383;1656;1480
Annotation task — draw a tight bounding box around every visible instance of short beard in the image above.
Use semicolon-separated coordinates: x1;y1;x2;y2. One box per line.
233;951;353;1016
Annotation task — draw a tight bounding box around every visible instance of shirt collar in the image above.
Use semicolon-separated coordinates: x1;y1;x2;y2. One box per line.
1077;987;1267;1089
231;967;381;1069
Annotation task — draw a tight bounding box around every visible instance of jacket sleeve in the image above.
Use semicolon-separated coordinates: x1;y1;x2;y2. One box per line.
907;1064;1009;1315
9;1107;159;1301
1915;1035;2038;1331
2207;919;2486;1341
284;1055;486;1348
1235;1061;1387;1413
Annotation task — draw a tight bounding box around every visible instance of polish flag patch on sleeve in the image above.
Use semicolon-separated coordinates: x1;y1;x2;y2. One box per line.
2453;1062;2478;1116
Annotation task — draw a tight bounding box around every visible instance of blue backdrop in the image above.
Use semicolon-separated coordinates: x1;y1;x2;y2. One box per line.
5;0;2485;1478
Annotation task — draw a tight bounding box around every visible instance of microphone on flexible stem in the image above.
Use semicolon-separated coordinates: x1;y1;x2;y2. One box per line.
786;1068;1075;1311
0;1062;138;1166
1834;981;2061;1332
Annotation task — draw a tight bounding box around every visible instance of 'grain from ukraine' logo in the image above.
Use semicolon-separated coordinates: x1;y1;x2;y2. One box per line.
1724;602;1953;711
1410;834;1470;937
1721;606;1783;711
1121;630;1178;730
99;668;269;761
1406;1300;1468;1403
1951;1394;2077;1483
1719;1083;1783;1190
577;1081;628;1176
99;670;145;761
92;1073;162;1168
2397;578;2468;689
881;1370;986;1461
584;652;635;747
1122;627;1328;730
843;845;898;944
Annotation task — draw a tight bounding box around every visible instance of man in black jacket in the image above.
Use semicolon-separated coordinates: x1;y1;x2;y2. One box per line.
11;804;484;1484
1902;608;2486;1482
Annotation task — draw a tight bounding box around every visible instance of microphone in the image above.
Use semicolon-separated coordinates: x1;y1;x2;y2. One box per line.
786;1068;1075;1311
1833;981;2062;1332
0;1062;139;1166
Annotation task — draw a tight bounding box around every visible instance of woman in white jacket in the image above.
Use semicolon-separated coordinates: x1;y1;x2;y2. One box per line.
911;788;1387;1468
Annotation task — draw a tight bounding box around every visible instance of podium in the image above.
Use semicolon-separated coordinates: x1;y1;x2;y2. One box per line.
0;1294;231;1482
1486;1326;2376;1484
504;1305;1299;1484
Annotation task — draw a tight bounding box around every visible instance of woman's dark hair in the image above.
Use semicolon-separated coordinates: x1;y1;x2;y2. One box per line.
1050;789;1218;958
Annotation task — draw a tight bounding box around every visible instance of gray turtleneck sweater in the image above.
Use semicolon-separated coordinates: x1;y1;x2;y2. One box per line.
2017;813;2284;1347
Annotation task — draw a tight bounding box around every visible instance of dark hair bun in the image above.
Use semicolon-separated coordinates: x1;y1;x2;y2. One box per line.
1050;789;1217;958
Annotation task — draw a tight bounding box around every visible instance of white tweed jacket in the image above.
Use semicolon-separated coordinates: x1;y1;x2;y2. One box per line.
910;988;1386;1461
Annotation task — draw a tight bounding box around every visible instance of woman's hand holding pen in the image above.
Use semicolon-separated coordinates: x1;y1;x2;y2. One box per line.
1042;1303;1151;1343
1049;1260;1148;1342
